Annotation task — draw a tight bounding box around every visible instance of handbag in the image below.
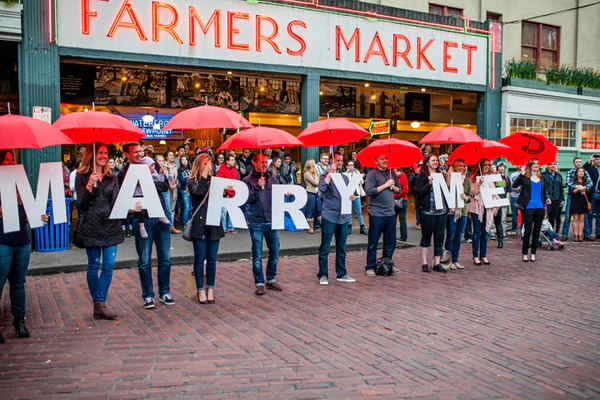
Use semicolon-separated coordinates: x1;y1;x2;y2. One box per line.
375;257;395;276
184;271;199;301
182;184;210;242
72;215;86;249
584;193;592;213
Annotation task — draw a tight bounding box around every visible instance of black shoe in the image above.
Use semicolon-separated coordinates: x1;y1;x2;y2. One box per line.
498;240;503;249
433;264;447;273
360;225;368;235
597;235;600;239
422;264;431;273
13;318;30;338
159;294;175;306
583;237;591;241
0;328;4;344
143;298;156;309
348;225;352;235
125;225;132;237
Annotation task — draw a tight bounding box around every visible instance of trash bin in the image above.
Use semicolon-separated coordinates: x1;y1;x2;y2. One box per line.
33;198;71;253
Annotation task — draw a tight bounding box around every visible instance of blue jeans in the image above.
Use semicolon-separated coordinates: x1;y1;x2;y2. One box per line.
306;192;322;219
133;217;172;299
0;243;31;318
85;246;118;302
561;195;572;237
584;193;600;238
221;207;234;231
445;215;468;263
162;192;173;226
350;197;364;226
249;223;280;286
318;218;349;279
471;212;488;258
193;227;220;290
178;189;191;226
510;196;519;233
366;214;396;270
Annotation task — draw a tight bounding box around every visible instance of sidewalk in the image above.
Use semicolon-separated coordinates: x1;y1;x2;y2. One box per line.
28;224;417;276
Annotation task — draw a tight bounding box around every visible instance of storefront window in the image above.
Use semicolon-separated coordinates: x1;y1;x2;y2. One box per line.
582;123;600;150
509;117;576;148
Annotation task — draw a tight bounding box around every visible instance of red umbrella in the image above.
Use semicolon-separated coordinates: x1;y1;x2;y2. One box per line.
162;105;253;131
356;138;423;169
298;118;367;148
53;111;145;144
499;132;558;166
419;126;482;144
448;140;511;165
0;114;74;149
218;127;302;151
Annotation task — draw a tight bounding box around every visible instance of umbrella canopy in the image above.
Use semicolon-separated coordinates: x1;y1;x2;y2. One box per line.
298;118;367;148
448;140;511;165
0;114;75;149
163;105;253;131
217;127;302;151
356;138;423;168
499;132;558;166
53;111;145;144
419;126;482;145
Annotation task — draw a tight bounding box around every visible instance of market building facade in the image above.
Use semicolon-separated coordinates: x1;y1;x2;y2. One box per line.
10;0;502;183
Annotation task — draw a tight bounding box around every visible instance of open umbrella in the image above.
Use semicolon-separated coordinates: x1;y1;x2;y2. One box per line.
356;138;423;169
499;132;558;166
0;114;74;149
419;126;482;145
162;104;253;131
218;127;302;151
53;111;145;144
448;140;511;165
298;118;367;148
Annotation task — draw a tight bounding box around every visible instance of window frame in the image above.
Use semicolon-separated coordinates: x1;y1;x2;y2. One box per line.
508;115;577;149
428;4;463;17
581;122;600;151
521;21;561;68
485;12;502;22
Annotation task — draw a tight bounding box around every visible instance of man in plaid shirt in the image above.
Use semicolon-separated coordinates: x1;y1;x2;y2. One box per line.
561;156;592;240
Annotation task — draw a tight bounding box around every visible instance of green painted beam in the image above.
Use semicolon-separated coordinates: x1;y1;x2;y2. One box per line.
300;74;320;167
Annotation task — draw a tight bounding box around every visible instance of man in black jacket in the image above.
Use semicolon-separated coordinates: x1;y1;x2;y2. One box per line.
584;154;600;240
119;142;174;309
243;154;283;296
542;162;565;233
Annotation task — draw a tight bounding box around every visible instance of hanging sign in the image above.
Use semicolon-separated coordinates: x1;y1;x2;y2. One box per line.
369;119;391;137
32;107;52;124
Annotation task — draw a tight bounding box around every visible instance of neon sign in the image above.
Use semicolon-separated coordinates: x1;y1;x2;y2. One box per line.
128;118;183;140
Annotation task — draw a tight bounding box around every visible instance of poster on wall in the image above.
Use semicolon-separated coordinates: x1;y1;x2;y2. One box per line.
171;73;240;109
239;77;300;114
405;92;431;121
319;84;356;117
94;67;168;107
60;63;95;104
355;88;406;119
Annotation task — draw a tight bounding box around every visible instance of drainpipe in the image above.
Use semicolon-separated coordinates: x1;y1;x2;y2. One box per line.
574;0;579;67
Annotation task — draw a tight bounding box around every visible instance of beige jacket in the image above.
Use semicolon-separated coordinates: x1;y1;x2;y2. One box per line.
304;171;319;194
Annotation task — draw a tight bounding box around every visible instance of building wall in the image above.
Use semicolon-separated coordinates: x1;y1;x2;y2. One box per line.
360;0;600;70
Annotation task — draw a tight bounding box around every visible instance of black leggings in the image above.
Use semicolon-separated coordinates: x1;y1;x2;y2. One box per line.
420;213;447;257
522;208;545;255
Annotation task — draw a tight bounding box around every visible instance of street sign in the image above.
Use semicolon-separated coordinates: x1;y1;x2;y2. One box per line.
32;106;52;124
369;119;391;137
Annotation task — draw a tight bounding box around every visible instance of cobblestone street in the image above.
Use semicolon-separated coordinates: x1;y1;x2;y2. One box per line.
1;238;599;399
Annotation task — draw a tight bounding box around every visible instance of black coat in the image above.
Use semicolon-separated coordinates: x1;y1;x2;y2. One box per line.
75;172;124;248
513;174;550;209
542;170;565;202
583;161;600;193
187;177;225;241
412;173;447;212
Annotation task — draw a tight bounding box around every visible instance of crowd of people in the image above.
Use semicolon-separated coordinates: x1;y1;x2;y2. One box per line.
1;141;599;344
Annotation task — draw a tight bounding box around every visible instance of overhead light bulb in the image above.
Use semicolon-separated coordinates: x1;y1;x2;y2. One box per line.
298;116;302;123
152;111;160;130
421;88;427;92
83;107;88;112
364;83;370;87
142;111;154;124
159;140;166;145
410;121;421;129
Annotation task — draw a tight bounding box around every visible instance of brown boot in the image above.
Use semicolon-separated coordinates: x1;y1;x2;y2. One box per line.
307;219;314;234
93;301;118;320
170;226;181;234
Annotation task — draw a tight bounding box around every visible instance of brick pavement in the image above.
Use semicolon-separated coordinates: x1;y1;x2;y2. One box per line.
0;237;599;399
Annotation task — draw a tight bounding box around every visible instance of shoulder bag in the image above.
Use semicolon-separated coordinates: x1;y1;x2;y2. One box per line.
182;183;210;242
584;192;592;213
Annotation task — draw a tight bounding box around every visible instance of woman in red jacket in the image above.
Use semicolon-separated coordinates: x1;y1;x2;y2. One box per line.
393;168;410;242
216;154;239;234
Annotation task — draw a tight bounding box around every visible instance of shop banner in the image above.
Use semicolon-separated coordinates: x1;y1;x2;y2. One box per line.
57;0;489;86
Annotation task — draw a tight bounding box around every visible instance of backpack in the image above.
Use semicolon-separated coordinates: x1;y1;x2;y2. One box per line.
375;257;395;276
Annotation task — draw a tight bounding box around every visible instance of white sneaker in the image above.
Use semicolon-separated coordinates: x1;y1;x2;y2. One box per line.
319;276;329;285
336;275;356;283
366;269;376;277
159;217;171;225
